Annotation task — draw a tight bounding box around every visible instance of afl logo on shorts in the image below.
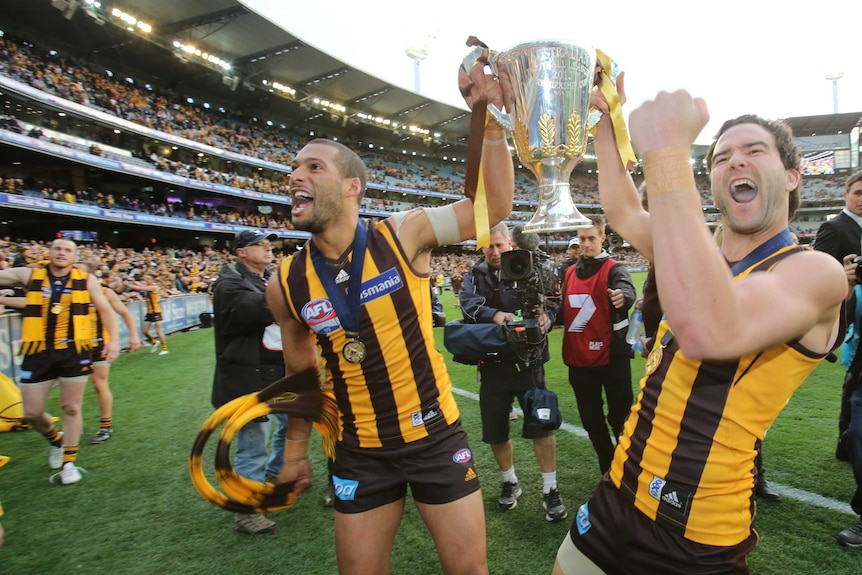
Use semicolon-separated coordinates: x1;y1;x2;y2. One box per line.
452;448;472;464
302;298;341;334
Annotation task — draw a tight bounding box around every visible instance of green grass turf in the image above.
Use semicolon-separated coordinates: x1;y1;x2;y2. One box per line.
1;278;861;574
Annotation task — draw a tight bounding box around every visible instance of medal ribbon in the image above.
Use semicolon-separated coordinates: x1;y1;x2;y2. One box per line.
729;228;794;277
309;220;367;336
655;227;795;347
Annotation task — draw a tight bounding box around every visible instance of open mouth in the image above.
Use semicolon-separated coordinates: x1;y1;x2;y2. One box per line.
730;178;757;203
291;190;313;215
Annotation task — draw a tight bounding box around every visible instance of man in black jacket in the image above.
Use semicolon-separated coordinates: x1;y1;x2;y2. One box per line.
211;229;283;535
814;170;862;461
459;223;567;522
560;214;636;475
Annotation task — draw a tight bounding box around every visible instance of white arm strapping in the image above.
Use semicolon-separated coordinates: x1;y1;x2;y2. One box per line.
390;205;462;246
422;204;462;246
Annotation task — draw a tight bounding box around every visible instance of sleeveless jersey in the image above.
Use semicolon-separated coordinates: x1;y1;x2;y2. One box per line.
610;245;831;546
276;219;460;449
144;288;161;315
90;287;110;346
561;258;615;367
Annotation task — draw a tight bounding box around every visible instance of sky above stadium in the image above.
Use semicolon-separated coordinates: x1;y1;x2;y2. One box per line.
243;0;861;146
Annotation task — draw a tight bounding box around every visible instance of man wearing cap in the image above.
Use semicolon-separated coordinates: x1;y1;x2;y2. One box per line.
211;229;285;534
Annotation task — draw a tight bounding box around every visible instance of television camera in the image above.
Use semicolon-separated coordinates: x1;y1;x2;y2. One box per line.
498;226;559;364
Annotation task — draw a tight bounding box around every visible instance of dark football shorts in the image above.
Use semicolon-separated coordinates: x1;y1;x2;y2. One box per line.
330;420;480;514
91;342;109;367
566;477;758;575
479;361;555;444
145;312;163;323
20;348;93;384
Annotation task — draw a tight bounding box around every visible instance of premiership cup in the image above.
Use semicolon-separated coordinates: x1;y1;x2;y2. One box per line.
488;40;598;234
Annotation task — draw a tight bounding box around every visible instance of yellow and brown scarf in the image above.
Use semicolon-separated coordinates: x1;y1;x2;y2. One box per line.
20;266;92;355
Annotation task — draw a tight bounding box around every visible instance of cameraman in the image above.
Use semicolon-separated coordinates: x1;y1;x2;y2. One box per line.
459;223;567;522
561;214;636;475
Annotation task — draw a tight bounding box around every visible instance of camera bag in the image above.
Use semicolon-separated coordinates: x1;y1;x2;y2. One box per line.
523;386;562;431
443;320;513;365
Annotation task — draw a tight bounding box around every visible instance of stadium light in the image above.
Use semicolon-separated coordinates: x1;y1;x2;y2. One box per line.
825;72;844;114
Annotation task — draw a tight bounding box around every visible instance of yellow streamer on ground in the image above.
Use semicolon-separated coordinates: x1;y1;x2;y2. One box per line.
594;49;637;171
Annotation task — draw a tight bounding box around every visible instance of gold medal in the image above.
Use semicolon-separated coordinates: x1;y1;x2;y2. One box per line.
645;345;663;376
50;302;63;315
343;339;367;364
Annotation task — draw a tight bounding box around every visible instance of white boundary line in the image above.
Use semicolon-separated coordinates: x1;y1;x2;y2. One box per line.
451;386;855;516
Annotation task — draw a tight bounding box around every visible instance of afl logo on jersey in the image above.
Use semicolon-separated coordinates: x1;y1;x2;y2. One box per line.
302;298;341;334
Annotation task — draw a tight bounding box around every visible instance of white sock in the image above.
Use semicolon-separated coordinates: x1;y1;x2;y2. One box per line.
502;466;518;484
542;471;557;495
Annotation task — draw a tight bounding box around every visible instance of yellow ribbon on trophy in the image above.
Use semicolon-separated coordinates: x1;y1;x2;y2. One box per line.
473;114;492;249
462;38;493;249
592;49;637;171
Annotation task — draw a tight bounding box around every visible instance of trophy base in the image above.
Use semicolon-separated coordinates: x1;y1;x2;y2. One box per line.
524;181;593;234
523;214;593;234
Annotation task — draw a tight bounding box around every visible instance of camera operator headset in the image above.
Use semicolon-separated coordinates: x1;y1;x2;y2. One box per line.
458;223;568;520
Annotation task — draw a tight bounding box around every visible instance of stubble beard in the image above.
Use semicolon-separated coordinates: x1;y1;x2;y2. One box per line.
292;215;325;234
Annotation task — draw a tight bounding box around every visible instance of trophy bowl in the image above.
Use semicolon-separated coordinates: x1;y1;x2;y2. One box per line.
489;40;598;234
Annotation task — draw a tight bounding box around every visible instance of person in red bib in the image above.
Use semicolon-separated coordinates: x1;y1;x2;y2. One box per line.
560;214;636;475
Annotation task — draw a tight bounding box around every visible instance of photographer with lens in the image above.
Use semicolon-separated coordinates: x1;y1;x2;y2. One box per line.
458;223;567;522
561;214;636;476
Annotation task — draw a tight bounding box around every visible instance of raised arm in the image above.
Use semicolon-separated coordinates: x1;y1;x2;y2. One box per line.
0;267;31;287
126;279;157;292
593;72;653;261
394;50;515;268
628;91;845;359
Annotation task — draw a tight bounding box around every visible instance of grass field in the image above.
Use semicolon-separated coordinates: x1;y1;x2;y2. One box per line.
2;273;862;574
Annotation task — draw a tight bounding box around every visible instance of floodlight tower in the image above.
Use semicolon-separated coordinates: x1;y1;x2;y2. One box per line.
405;46;428;93
825;72;844;114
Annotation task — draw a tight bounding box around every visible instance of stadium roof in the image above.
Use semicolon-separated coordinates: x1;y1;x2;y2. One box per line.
3;1;859;164
0;0;474;155
783;112;862;138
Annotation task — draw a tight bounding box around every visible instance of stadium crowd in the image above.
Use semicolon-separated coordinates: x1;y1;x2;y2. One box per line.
0;31;848;254
0;236;649;306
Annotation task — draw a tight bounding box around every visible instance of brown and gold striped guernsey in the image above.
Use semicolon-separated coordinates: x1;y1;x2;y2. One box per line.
90;286;110;346
144;288;161;315
610;245;834;546
276;219;460;449
20;266;92;354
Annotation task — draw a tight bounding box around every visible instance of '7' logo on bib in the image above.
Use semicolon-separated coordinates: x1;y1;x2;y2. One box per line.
567;294;596;332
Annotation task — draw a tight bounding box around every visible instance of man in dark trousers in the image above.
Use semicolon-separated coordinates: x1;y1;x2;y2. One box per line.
560;214;636;475
211;229;283;535
814;169;862;461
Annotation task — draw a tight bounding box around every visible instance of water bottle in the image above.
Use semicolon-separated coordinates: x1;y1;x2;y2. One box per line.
626;308;643;346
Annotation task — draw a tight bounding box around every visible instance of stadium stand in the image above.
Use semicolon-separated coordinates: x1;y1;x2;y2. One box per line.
0;2;856;263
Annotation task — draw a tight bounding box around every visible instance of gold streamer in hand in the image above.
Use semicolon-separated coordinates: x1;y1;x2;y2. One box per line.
593;49;637;171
